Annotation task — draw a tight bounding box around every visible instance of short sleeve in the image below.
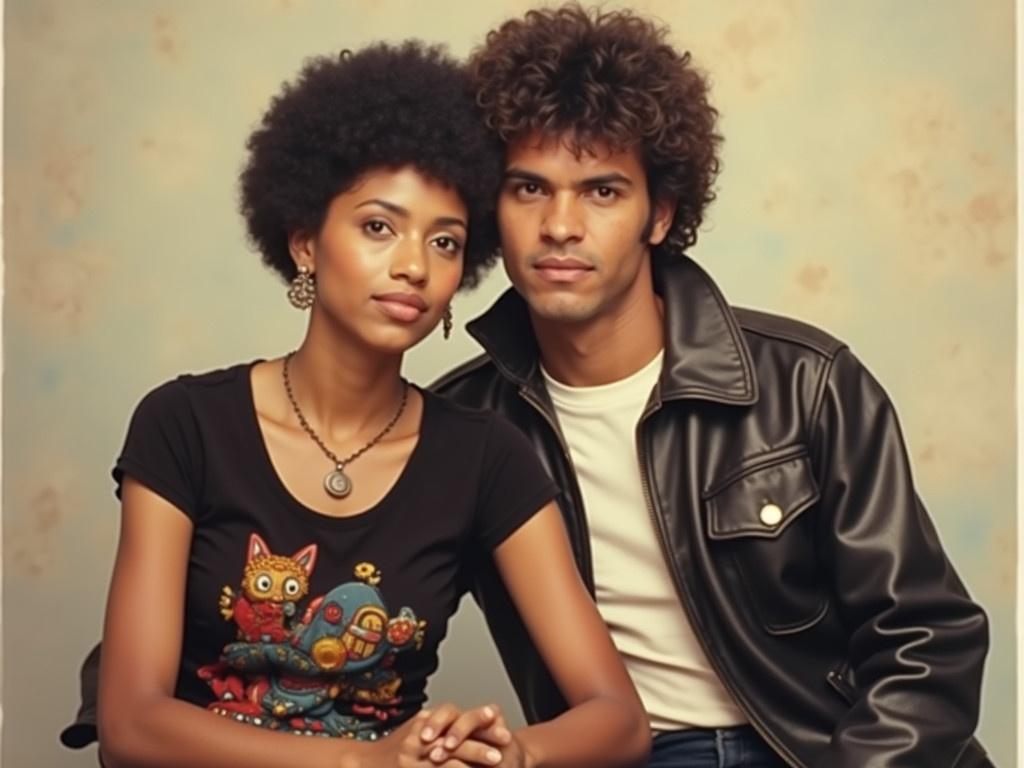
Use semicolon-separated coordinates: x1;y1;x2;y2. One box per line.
474;413;560;551
112;378;204;520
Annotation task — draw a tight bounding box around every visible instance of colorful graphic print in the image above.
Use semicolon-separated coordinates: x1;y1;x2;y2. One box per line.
218;533;317;643
198;535;426;739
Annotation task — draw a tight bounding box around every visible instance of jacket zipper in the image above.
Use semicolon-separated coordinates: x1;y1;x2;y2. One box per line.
635;403;802;768
518;386;596;594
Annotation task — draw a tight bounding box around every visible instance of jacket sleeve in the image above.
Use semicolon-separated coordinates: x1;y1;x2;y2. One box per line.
809;347;989;768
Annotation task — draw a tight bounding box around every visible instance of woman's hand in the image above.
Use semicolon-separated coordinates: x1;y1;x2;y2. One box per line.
357;704;517;768
352;710;438;768
424;704;530;768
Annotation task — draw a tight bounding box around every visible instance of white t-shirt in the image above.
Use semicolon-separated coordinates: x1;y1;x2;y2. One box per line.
543;351;746;731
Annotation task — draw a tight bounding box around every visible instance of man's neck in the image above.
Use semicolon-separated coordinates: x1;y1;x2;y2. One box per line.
532;285;665;388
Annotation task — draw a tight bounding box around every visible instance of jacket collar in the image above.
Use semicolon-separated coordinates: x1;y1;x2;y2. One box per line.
466;254;759;406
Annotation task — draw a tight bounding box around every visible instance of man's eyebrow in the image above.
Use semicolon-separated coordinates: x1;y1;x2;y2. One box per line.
504;169;549;185
579;173;633;187
503;169;634;189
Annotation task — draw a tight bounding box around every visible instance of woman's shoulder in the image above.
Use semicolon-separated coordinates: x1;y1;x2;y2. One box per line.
422;389;531;451
133;361;259;418
423;388;507;430
176;360;260;389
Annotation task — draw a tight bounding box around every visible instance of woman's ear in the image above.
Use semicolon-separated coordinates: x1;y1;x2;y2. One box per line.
288;230;316;274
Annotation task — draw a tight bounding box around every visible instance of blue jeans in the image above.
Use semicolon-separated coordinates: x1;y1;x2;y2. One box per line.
648;725;787;768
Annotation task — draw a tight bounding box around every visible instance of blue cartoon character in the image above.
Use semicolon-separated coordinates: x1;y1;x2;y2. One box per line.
204;561;425;738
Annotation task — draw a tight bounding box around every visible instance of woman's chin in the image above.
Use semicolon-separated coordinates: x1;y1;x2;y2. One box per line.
360;323;436;355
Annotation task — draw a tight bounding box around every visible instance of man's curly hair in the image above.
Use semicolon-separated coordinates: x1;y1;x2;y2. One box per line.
241;42;502;289
470;4;721;254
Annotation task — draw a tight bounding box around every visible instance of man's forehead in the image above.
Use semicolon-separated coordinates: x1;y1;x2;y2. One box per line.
505;131;644;177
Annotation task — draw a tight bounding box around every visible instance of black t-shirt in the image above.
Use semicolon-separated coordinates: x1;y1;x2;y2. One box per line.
114;362;558;740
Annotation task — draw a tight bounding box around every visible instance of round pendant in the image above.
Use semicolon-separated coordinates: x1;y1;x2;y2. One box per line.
324;468;352;499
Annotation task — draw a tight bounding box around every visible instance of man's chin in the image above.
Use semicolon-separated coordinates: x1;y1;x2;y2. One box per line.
524;294;602;325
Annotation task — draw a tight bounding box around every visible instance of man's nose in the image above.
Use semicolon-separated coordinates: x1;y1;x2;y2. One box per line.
540;193;584;246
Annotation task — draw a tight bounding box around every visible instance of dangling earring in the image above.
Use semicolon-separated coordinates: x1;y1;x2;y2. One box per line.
442;305;453;340
287;265;315;310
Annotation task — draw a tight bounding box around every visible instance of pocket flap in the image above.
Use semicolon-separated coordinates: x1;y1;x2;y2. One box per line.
705;453;820;540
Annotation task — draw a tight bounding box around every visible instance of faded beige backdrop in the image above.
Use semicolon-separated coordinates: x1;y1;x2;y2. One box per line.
3;1;1016;766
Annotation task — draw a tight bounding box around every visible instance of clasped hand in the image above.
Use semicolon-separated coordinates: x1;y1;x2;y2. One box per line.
372;702;528;768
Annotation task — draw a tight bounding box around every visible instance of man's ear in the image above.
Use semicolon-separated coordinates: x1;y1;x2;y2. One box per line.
647;197;676;247
288;230;316;274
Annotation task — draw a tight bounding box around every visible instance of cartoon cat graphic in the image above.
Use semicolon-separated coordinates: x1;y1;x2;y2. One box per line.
219;532;318;643
207;562;424;737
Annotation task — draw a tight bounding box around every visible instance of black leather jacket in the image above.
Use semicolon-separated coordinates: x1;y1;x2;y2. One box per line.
433;255;992;768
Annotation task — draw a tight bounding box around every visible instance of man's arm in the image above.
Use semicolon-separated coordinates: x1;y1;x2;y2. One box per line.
809;347;989;767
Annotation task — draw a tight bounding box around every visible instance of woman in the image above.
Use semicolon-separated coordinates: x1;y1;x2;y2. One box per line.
96;42;649;768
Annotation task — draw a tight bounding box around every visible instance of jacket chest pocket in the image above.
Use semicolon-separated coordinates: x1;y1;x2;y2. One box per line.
703;450;829;635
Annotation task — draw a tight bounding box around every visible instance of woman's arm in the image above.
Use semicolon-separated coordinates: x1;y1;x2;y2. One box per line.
445;501;649;768
97;477;440;768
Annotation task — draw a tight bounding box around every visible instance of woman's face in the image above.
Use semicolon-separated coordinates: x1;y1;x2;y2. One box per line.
292;166;467;353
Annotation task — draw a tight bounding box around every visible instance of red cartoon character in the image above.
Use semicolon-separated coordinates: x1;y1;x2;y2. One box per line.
218;533;318;643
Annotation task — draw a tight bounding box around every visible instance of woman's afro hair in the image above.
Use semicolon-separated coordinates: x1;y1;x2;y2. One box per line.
240;41;503;289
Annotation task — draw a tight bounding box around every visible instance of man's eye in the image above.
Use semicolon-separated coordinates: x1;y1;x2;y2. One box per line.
594;186;617;199
516;183;543;197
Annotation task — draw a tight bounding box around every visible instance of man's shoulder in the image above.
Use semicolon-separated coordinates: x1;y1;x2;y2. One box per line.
732;306;847;361
427;307;853;402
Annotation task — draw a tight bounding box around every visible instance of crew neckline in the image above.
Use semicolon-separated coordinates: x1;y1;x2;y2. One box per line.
542;350;664;411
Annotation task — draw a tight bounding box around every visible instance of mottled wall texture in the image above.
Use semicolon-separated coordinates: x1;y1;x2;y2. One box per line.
3;1;1015;766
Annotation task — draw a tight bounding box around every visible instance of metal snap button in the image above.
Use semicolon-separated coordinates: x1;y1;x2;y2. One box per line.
759;502;783;527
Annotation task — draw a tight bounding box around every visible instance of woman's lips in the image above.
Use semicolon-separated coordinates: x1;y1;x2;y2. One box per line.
372;293;428;323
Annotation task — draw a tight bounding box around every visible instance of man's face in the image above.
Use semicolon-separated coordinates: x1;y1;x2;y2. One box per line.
497;133;672;324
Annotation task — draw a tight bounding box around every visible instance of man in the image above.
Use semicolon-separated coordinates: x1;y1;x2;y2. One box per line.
434;5;991;767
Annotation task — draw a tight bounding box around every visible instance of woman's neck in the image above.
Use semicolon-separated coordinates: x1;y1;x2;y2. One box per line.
286;325;406;442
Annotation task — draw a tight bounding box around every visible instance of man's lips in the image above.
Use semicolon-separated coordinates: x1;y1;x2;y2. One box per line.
372;292;428;323
533;257;594;284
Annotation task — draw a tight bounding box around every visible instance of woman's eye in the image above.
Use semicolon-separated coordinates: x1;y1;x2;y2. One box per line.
432;236;463;255
363;220;392;237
